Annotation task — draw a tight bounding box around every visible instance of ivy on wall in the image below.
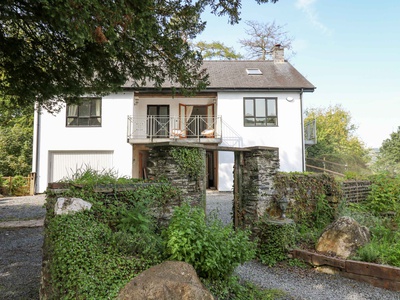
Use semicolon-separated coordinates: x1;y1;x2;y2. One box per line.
273;173;342;223
170;146;205;180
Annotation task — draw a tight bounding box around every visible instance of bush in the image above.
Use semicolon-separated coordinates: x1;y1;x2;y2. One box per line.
366;173;400;216
256;219;296;266
163;203;256;279
47;212;142;299
10;175;29;196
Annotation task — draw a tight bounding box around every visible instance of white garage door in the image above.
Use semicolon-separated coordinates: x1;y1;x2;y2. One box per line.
48;151;114;183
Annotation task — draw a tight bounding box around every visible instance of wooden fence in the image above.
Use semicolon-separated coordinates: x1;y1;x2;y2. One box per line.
341;180;372;203
1;173;35;196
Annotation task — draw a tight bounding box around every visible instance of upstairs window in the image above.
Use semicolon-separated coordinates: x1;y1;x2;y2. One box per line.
66;98;101;127
244;97;277;127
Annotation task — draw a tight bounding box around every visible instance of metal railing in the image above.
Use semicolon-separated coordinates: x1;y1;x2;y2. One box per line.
127;115;222;141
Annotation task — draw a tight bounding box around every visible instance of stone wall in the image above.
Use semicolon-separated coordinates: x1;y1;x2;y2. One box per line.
146;144;206;210
238;147;280;228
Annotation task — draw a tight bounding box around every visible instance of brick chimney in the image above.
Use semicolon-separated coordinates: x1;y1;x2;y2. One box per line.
272;44;284;63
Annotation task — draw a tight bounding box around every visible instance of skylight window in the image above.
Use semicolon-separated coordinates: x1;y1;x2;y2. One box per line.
246;68;262;75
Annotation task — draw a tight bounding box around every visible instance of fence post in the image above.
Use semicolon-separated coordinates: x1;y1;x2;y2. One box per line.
30;173;36;195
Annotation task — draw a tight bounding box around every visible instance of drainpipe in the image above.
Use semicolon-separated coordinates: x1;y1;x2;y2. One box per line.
32;102;41;194
300;89;305;172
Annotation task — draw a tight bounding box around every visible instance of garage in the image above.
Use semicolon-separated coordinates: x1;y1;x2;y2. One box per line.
48;151;114;183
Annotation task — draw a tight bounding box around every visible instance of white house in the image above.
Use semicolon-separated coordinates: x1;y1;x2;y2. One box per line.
32;46;315;193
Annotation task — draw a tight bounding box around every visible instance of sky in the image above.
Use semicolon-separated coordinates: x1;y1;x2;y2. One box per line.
196;0;400;149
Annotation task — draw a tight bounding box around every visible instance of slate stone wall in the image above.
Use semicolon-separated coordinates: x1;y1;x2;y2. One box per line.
146;145;206;211
239;147;280;228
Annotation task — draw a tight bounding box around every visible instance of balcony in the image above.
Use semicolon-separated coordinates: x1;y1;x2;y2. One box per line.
127;115;222;144
304;119;317;146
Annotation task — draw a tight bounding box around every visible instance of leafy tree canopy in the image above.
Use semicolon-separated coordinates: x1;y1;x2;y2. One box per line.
0;98;33;176
0;0;277;112
192;41;243;60
374;126;400;175
305;105;370;174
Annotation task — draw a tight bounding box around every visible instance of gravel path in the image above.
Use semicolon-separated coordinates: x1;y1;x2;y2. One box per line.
0;195;45;300
206;191;400;300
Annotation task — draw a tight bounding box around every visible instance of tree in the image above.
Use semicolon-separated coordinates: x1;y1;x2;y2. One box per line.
305;105;370;175
239;20;293;60
374;127;400;175
0;100;33;176
192;41;243;60
0;0;277;112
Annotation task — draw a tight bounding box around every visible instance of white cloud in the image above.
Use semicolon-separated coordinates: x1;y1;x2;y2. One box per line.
295;0;332;35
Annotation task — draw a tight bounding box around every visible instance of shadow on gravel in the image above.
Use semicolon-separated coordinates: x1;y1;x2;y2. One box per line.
0;227;44;300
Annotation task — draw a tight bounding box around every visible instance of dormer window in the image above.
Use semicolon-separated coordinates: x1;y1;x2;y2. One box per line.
246;68;262;75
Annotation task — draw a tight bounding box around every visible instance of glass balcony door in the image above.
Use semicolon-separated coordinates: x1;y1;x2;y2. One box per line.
147;105;170;138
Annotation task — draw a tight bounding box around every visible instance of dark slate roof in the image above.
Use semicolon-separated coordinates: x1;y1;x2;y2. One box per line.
124;60;315;92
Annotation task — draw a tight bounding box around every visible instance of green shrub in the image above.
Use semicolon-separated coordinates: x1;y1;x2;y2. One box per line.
163;203;256;279
366;173;400;216
47;212;143;299
256;219;296;266
10;175;28;196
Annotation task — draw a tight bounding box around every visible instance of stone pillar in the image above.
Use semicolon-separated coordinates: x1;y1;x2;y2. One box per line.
239;147;279;228
146;144;206;210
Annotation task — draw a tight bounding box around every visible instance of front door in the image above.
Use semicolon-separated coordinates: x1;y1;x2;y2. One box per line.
147;105;169;138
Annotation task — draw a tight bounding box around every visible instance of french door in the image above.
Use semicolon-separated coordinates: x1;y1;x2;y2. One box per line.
147;105;169;138
179;104;214;137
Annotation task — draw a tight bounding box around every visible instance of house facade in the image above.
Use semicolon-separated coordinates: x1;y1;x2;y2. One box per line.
32;46;315;193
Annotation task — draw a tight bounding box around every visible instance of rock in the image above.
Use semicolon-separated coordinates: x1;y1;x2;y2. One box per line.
117;261;214;300
54;197;92;215
316;216;370;259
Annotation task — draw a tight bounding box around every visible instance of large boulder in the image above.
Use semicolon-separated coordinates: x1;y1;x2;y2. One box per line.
316;216;370;259
117;261;214;300
54;197;92;215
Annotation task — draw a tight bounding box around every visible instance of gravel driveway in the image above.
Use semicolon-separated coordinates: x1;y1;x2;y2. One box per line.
0;195;45;300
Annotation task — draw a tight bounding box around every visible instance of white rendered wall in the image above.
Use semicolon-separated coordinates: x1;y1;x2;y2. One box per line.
217;91;304;191
34;92;134;193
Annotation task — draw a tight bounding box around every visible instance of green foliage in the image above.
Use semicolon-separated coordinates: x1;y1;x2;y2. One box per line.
351;216;400;267
374;127;400;175
47;212;143;300
256;219;296;266
0;100;33;176
44;170;183;299
305;105;370;175
163;203;255;279
365;173;400;216
274;172;340;224
339;198;400;267
203;275;286;300
10;175;29;196
1;0;278;110
312;194;334;230
170;147;205;180
193;41;243;60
